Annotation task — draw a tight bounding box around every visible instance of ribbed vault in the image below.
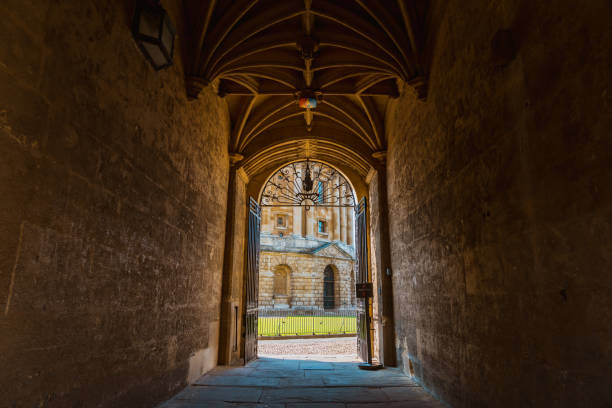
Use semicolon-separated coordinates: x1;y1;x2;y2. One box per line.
242;139;371;178
181;0;431;180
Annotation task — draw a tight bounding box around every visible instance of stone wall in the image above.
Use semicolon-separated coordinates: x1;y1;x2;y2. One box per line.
259;251;355;309
0;1;229;407
386;1;611;407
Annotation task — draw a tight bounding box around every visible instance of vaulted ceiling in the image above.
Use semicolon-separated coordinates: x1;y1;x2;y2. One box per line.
182;0;431;179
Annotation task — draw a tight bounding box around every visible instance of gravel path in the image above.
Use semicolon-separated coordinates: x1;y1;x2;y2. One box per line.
258;336;358;357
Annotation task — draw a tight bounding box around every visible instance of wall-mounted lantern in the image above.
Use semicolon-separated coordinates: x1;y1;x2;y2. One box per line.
131;0;176;70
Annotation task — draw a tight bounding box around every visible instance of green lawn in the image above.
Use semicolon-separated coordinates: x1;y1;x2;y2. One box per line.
258;316;357;337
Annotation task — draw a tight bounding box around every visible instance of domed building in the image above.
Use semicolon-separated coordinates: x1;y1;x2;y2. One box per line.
258;161;356;310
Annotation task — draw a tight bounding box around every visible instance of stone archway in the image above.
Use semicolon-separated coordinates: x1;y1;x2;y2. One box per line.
257;160;357;315
219;154;395;367
218;155;396;368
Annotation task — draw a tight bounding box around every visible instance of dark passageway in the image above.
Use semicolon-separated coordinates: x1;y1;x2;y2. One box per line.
1;1;610;407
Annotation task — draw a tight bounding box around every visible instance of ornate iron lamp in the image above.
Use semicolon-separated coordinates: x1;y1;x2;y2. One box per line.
302;160;314;191
298;97;317;109
297;89;321;109
131;0;176;70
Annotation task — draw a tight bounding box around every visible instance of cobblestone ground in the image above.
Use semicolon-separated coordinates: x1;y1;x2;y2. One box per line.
258;336;358;358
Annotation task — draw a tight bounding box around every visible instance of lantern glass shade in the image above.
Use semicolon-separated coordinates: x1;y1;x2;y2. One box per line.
132;1;176;70
298;97;317;109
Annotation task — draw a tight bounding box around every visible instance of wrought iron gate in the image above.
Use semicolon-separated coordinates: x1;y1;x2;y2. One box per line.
355;197;372;364
245;197;261;363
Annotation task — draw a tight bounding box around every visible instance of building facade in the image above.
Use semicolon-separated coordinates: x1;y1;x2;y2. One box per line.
258;200;356;310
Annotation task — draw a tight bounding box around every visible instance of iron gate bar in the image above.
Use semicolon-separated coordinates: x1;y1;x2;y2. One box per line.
244;197;261;363
355;197;372;365
257;306;358;337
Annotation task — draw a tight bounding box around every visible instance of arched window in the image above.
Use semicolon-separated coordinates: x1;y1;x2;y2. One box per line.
323;265;335;309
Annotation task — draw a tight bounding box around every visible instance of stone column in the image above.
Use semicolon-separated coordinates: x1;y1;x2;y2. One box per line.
347;209;354;246
340;184;347;243
333;175;341;241
306;207;314;236
293;177;302;236
292;206;302;236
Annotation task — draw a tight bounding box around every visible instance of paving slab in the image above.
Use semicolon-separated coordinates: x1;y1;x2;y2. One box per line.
174;386;263;403
299;361;335;370
251;368;305;378
252;359;302;370
348;403;445;408
382;387;438;402
278;376;327;387
194;375;282;387
208;367;257;376
260;387;388;403
323;375;419;387
304;369;338;378
162;402;282;408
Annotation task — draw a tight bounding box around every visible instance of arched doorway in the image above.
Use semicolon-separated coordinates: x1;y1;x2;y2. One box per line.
241;159;372;363
323;265;335;310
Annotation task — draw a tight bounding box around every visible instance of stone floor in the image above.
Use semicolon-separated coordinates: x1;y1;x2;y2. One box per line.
158;355;444;408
